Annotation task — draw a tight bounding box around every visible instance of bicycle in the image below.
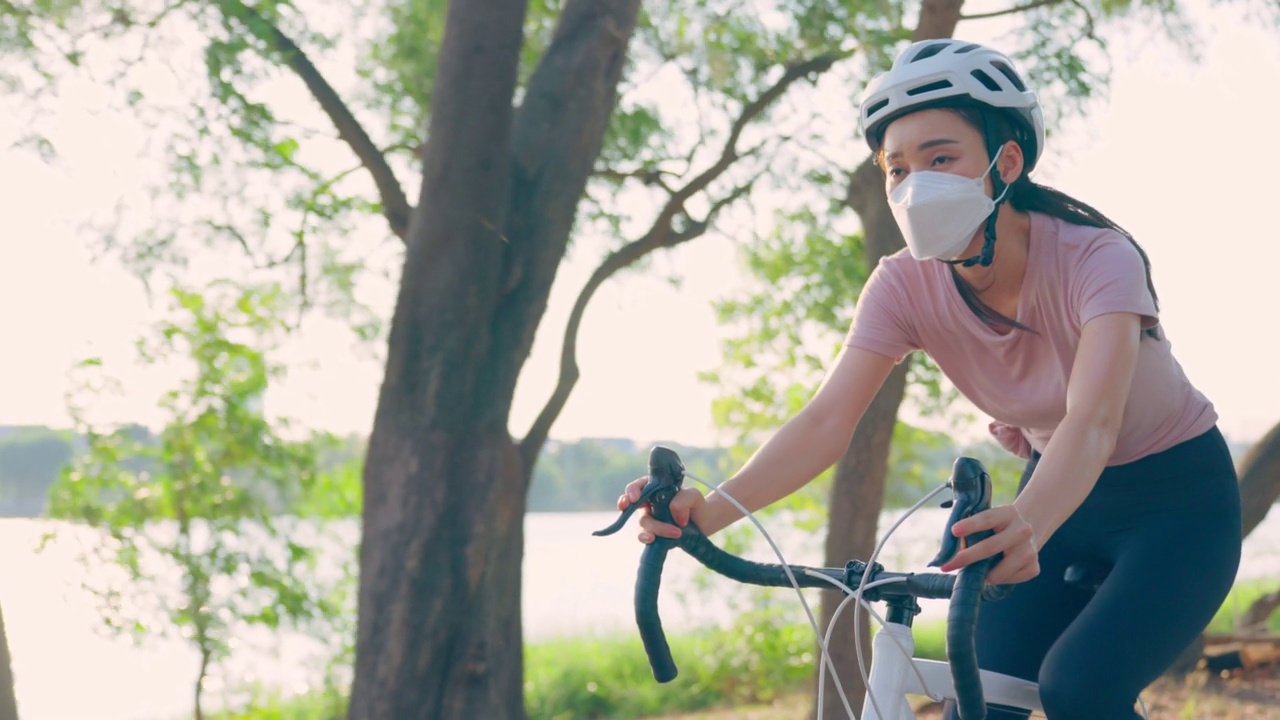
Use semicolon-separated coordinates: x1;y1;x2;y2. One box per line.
595;446;1066;720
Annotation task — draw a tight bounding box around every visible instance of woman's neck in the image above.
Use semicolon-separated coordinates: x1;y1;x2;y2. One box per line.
955;208;1033;316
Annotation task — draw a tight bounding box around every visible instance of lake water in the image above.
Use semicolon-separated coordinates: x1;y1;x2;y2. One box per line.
2;508;1278;719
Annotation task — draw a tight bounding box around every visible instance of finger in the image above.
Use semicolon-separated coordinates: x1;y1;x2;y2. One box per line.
952;506;1016;536
670;493;697;527
617;494;630;511
639;515;682;539
625;477;648;504
941;534;1009;571
637;531;654;544
977;537;1039;583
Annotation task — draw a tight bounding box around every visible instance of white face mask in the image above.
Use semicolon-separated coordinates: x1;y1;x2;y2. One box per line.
888;150;1009;262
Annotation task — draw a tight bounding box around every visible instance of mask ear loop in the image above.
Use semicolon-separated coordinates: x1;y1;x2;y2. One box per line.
954;114;1011;268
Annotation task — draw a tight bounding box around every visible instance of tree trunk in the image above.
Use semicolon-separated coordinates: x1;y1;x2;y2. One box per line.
1238;420;1280;539
813;5;964;716
813;361;910;718
0;602;17;720
347;1;639;718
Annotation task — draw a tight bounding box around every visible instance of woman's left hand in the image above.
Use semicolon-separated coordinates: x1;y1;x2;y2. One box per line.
940;504;1041;585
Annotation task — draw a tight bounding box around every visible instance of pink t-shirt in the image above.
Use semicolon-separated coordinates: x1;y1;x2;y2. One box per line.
844;212;1216;465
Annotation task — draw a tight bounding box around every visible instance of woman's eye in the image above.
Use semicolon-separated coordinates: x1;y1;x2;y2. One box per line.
931;155;953;167
888;167;905;178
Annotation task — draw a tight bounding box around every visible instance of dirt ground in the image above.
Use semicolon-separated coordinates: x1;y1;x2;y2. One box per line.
647;663;1280;719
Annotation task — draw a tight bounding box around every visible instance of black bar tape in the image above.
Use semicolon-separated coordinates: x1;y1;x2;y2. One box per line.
636;540;678;683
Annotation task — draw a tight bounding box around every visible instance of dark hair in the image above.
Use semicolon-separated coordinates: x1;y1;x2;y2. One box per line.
883;105;1162;339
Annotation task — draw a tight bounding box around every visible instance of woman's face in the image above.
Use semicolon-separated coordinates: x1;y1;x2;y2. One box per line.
880;108;994;195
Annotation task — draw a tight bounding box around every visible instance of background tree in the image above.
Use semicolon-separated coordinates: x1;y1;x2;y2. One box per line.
46;285;349;720
0;602;15;720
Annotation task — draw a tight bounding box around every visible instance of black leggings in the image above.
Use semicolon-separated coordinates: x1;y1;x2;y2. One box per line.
943;427;1242;720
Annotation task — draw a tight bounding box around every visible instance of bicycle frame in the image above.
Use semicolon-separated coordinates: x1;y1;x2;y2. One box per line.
864;622;1042;719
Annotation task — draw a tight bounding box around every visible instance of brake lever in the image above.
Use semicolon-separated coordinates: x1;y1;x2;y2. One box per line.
928;456;994;568
593;446;686;537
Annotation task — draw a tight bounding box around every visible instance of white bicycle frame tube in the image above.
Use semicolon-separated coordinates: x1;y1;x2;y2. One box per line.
861;622;1043;719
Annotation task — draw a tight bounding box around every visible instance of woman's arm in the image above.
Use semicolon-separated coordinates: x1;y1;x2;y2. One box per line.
631;346;896;540
1013;312;1142;541
944;311;1142;583
697;346;897;534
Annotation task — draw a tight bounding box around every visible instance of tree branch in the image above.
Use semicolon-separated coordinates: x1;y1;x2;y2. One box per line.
206;220;254;260
960;0;1063;21
518;55;842;465
217;0;413;241
1070;0;1102;44
592;165;676;191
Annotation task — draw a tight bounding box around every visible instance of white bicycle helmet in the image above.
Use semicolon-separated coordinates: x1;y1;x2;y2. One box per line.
858;39;1045;170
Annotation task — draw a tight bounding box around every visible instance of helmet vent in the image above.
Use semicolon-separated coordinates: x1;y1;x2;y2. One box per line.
955;43;982;54
990;61;1028;91
906;79;953;96
865;98;890;116
911;42;951;62
970;69;1001;92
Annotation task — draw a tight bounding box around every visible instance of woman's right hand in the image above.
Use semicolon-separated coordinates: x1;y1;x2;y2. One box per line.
618;477;706;544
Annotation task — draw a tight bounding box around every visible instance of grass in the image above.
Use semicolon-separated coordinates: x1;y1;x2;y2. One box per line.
1208;579;1280;634
524;612;824;720
208;580;1278;720
207;688;346;720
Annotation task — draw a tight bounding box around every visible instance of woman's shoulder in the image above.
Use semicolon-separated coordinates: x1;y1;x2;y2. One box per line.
1038;212;1133;256
1035;213;1144;277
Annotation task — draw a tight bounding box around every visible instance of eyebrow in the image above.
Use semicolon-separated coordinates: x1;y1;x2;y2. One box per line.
884;138;960;162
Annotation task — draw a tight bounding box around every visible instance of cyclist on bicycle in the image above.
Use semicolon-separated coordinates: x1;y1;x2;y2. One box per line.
622;39;1242;719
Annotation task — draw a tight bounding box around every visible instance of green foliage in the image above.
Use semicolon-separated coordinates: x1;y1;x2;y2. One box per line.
46;283;353;717
3;0;1237;420
1209;580;1280;634
5;0;395;344
357;0;444;146
208;685;347;720
524;614;824;719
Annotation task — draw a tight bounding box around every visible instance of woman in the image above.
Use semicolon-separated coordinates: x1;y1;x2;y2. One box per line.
621;40;1242;719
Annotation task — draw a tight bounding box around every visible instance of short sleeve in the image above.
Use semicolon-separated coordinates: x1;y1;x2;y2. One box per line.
1071;232;1159;330
844;260;919;362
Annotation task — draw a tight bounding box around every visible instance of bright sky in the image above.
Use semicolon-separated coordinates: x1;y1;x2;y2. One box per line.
2;0;1279;450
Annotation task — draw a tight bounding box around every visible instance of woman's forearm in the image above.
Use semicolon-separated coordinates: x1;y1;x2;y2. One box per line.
689;346;895;536
1013;412;1118;548
696;407;853;535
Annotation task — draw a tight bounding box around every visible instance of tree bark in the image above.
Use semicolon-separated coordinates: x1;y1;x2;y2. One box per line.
813;3;965;716
347;2;639;719
813;360;910;718
1238;420;1280;539
0;602;17;720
